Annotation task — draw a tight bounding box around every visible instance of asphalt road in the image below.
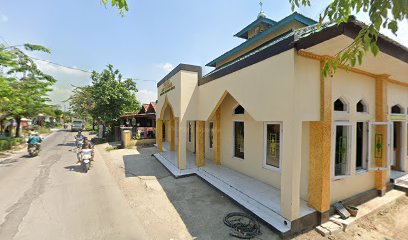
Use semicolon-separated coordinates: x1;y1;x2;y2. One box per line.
0;130;149;240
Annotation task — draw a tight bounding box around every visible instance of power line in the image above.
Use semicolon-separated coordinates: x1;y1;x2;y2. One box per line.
32;57;158;83
1;37;158;83
32;57;92;73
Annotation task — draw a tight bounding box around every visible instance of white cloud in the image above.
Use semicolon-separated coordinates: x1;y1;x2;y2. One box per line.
34;60;92;106
0;14;8;23
48;86;73;106
157;63;174;73
136;89;157;104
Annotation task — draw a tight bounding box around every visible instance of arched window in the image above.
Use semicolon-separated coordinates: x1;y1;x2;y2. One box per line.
334;98;347;112
234;105;245;114
356;100;368;113
391;104;403;114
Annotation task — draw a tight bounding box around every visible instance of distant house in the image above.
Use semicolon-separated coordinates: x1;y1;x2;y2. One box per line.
20;118;32;128
121;102;157;139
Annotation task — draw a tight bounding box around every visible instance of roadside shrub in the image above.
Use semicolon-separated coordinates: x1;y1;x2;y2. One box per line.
37;127;51;134
0;140;10;151
0;137;25;151
10;140;17;147
91;137;107;145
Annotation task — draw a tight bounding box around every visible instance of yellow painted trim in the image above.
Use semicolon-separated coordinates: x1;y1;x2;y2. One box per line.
297;50;408;87
375;77;388;191
156;119;163;153
307;60;332;213
387;78;408;88
159;95;175;120
170;114;175;151
207;91;229;121
177;118;181;169
214;108;221;165
196;121;205;167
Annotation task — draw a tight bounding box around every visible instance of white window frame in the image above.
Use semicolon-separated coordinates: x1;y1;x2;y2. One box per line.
209;121;214;149
332;121;353;180
232;121;245;160
367;122;392;171
263;122;283;172
355;121;368;173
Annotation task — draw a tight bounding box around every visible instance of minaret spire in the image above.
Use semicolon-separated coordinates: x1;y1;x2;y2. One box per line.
258;0;267;18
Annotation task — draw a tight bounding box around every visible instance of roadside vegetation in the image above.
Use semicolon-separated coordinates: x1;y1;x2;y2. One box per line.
0;137;25;151
68;64;140;141
0;43;62;153
0;44;57;138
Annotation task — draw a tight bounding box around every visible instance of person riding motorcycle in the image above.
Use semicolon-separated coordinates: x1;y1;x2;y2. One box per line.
83;137;95;161
74;131;84;148
79;141;94;168
27;131;42;150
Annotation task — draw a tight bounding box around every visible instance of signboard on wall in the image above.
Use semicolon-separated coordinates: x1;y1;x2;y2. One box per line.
160;81;175;96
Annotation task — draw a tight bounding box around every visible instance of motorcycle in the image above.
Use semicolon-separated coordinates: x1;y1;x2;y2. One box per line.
28;144;40;157
75;137;84;151
81;149;92;173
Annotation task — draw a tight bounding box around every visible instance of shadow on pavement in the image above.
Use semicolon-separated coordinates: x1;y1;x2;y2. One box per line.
123;153;170;179
64;165;85;173
57;142;76;147
121;147;279;240
0;158;18;164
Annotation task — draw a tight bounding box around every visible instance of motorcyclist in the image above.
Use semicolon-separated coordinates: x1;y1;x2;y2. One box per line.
83;137;95;161
27;131;42;150
74;131;84;148
79;141;93;168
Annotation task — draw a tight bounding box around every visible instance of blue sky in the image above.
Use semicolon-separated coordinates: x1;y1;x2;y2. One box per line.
0;1;407;108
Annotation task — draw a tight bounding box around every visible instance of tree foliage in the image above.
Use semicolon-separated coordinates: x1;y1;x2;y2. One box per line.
68;64;140;133
0;44;56;136
90;64;140;128
101;0;129;15
67;85;95;120
290;0;408;76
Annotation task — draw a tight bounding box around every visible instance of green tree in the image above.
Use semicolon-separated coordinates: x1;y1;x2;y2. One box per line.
101;0;129;15
67;85;95;127
0;44;56;137
90;64;140;134
290;0;408;75
53;109;63;122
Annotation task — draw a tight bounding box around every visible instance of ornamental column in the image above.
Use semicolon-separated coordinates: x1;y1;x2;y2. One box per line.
214;108;221;165
156;119;163;152
196;121;205;167
375;76;389;195
308;61;332;223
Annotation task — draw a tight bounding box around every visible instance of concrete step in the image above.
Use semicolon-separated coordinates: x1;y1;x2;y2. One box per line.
196;168;291;234
153;153;196;178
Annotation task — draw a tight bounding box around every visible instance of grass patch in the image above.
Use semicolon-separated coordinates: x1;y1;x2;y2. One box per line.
91;137;107;145
0;137;25;151
105;146;119;152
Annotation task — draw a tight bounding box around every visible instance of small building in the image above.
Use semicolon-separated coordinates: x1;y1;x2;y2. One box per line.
121;102;157;138
154;10;408;236
20;118;32;128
